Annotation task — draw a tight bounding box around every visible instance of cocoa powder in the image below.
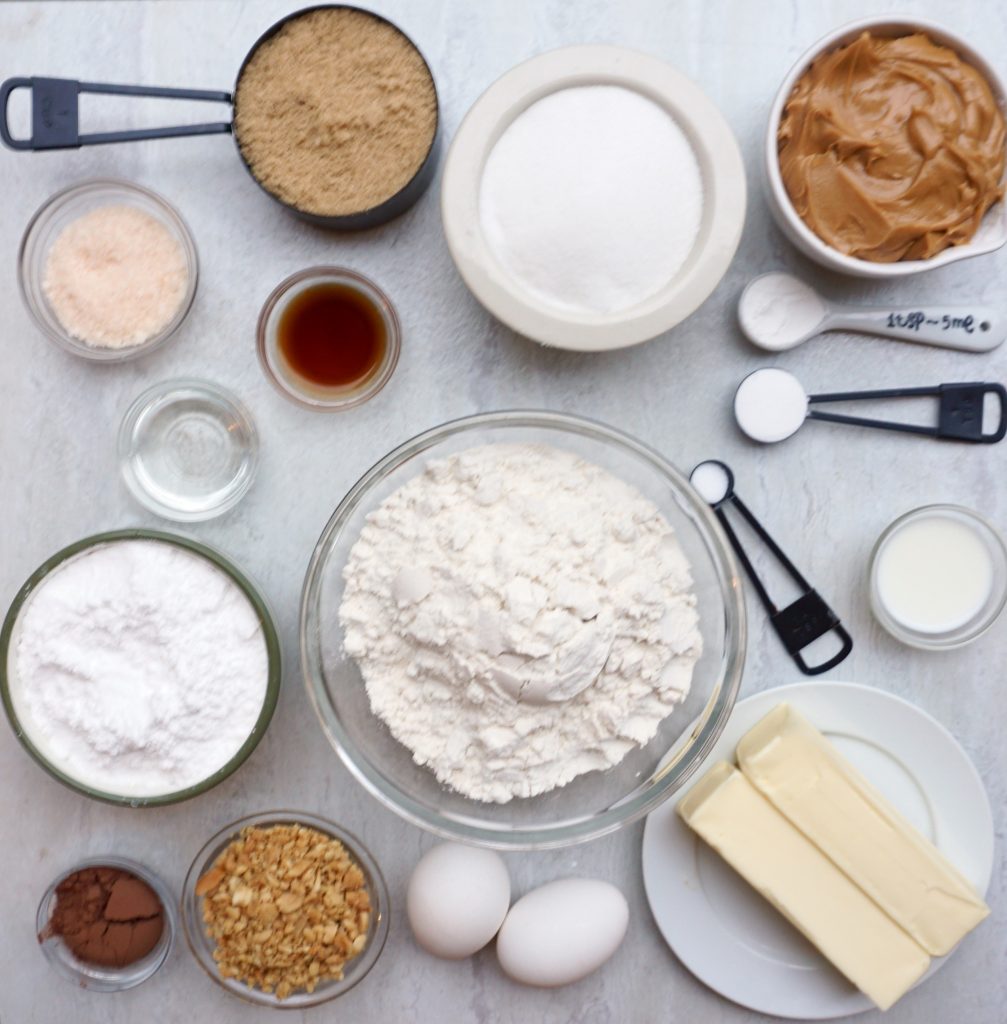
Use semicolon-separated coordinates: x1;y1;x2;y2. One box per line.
42;866;164;968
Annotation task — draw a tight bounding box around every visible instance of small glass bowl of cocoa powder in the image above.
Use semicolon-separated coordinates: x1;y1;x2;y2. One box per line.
36;857;176;991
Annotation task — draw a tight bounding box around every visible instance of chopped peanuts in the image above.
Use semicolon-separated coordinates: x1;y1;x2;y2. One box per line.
197;823;372;999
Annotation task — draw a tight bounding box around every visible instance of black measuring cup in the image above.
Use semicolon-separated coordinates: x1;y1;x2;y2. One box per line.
0;4;441;230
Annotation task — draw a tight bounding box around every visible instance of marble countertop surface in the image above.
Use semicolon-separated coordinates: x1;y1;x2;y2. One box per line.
0;1;1004;1021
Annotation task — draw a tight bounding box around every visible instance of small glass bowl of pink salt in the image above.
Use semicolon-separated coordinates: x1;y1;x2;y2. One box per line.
18;178;199;362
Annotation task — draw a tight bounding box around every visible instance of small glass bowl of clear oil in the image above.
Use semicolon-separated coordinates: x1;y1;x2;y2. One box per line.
256;267;401;411
118;379;259;521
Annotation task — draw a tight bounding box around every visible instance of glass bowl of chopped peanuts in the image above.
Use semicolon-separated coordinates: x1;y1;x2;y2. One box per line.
180;810;389;1007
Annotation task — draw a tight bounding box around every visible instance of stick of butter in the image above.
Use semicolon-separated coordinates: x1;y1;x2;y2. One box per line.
678;762;930;1011
736;704;990;956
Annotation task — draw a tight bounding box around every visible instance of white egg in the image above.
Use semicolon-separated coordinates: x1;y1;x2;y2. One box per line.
407;842;511;959
496;878;629;987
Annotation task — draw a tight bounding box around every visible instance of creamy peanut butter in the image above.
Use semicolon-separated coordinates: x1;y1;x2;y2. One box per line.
778;32;1005;262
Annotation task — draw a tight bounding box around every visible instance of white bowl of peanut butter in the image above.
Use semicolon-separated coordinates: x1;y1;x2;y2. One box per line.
765;17;1007;278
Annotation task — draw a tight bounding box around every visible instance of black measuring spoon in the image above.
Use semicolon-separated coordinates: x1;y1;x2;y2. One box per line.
733;368;1007;445
690;460;852;676
0;5;441;230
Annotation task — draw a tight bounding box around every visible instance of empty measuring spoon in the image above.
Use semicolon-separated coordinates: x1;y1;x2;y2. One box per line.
739;272;1005;353
734;368;1007;444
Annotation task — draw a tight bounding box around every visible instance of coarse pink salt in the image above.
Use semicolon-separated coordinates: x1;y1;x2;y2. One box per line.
42;204;189;349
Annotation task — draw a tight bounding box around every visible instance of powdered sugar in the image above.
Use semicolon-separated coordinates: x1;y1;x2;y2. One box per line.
9;539;269;797
479;85;704;315
339;443;702;803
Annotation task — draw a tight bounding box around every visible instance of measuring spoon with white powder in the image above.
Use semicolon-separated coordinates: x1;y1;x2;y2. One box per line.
734;368;1007;445
688;459;852;675
739;273;1005;353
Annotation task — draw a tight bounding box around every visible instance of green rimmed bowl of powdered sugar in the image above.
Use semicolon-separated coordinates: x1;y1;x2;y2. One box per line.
0;529;280;807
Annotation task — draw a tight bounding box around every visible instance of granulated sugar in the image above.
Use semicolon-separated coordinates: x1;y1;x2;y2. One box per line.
43;204;188;349
479;85;704;315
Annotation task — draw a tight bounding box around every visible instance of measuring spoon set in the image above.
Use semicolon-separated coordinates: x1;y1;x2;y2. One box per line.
690;272;1006;675
732;271;1007;448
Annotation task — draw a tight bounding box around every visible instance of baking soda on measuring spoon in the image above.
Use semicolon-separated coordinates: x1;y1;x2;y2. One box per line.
738;272;1005;353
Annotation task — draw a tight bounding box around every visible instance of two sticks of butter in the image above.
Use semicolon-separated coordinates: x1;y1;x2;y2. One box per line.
678;704;989;1011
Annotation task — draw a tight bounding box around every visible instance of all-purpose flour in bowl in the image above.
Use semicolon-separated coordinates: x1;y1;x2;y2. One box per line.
339;443;702;803
478;85;704;316
5;538;271;799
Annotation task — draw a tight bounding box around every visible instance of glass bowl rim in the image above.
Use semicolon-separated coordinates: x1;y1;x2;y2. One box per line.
180;808;390;1008
37;854;177;990
117;377;260;522
300;408;746;849
0;528;282;806
17;176;199;362
255;265;402;411
868;503;1007;649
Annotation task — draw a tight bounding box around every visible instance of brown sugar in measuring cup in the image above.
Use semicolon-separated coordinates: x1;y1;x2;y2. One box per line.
0;5;441;230
233;6;439;223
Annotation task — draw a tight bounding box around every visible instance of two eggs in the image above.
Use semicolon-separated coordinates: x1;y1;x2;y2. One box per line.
407;843;628;987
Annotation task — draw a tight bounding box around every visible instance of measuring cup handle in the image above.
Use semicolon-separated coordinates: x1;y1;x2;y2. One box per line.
0;76;232;151
831;306;1005;353
0;78;34;149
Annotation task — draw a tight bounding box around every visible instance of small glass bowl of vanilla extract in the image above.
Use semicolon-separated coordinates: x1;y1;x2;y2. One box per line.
257;267;401;411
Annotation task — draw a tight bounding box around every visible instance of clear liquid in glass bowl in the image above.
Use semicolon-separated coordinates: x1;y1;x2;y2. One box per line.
119;379;258;522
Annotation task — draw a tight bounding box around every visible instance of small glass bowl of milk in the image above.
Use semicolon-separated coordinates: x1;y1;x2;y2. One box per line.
869;505;1007;649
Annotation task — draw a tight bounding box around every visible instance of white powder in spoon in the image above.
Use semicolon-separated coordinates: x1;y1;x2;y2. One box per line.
9;539;269;797
479;85;704;316
734;368;810;443
738;273;827;350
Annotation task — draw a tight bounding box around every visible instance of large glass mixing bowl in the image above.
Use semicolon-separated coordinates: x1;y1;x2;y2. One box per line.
301;411;745;848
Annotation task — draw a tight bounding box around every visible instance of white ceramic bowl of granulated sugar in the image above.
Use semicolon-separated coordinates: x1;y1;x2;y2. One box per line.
441;46;746;351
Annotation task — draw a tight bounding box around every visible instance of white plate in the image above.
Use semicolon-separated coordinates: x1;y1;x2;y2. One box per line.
641;682;994;1020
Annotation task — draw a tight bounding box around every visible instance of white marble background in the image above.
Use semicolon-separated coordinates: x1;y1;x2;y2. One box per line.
0;1;1004;1021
